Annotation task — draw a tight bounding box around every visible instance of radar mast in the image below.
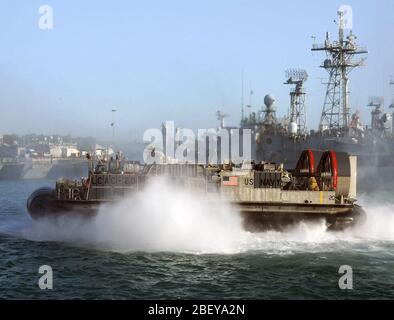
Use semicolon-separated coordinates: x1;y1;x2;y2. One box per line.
312;10;368;134
284;69;308;136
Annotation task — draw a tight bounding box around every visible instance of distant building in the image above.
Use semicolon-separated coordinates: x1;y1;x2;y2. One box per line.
66;146;80;157
0;134;98;160
94;144;114;158
49;145;80;158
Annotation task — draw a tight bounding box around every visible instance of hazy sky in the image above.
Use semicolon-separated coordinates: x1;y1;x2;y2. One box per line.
1;0;394;141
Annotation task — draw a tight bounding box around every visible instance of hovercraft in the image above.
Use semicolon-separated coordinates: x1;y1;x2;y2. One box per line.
27;150;366;231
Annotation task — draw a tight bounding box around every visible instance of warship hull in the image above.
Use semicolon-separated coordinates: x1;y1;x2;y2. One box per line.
254;132;394;190
0;159;88;181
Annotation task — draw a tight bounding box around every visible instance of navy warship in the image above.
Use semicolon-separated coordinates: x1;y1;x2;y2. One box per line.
239;11;394;186
27;150;365;231
0;157;88;180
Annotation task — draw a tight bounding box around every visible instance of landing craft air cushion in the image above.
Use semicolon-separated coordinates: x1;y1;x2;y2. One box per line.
27;150;365;231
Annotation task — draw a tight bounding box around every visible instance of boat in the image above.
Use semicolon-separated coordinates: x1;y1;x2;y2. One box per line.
27;150;365;231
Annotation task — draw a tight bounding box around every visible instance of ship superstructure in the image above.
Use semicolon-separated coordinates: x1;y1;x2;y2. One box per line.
239;10;394;183
312;10;367;134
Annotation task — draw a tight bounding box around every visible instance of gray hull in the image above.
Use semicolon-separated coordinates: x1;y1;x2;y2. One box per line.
254;132;394;190
0;159;88;181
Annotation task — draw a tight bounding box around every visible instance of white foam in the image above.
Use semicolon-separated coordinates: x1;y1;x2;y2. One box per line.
21;178;243;253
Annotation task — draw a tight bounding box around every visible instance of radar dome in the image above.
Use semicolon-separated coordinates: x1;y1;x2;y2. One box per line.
264;94;276;108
